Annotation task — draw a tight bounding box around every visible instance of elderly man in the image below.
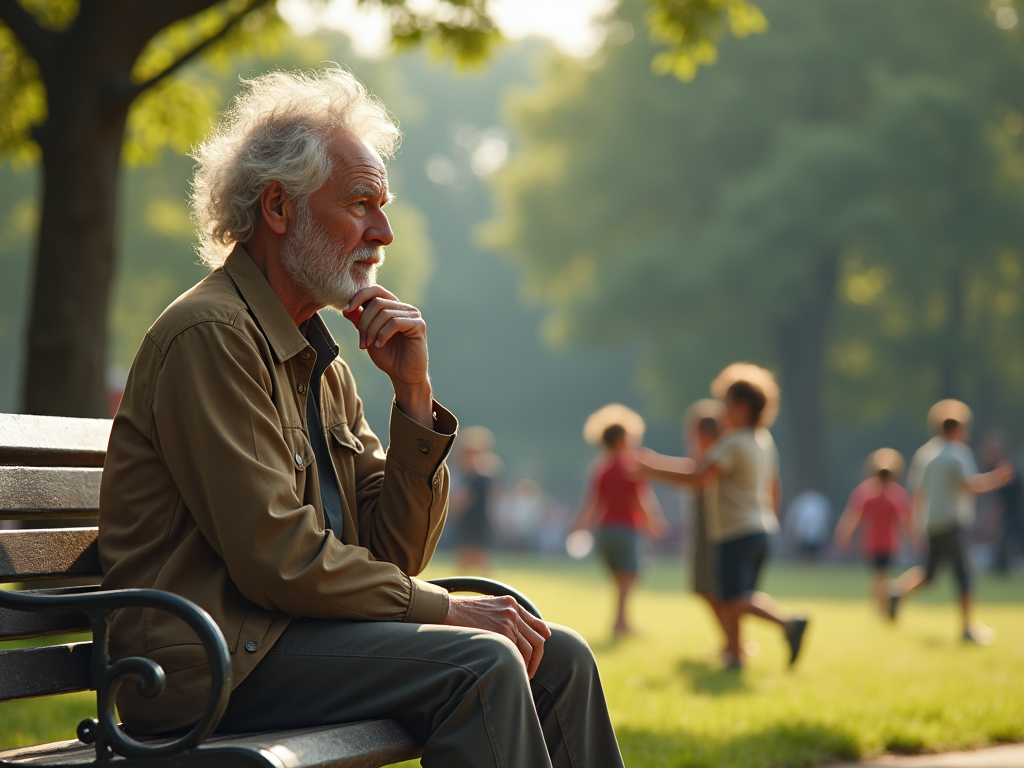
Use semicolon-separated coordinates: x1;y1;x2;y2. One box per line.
98;68;623;768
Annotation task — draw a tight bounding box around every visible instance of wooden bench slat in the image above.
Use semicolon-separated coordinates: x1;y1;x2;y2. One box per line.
0;642;92;701
0;414;111;468
0;529;101;583
0;467;101;520
0;721;422;767
0;586;95;641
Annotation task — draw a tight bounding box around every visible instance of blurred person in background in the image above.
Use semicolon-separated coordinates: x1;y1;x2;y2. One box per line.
638;364;809;670
906;400;974;500
500;478;545;551
980;432;1023;575
683;400;727;644
573;404;667;641
449;426;502;573
889;416;1014;643
834;449;912;615
787;486;832;561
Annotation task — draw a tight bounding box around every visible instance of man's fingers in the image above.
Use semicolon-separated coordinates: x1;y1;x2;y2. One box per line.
355;299;418;348
518;604;551;639
510;623;534;673
355;298;412;332
344;285;398;313
366;313;421;348
517;617;546;678
356;298;414;330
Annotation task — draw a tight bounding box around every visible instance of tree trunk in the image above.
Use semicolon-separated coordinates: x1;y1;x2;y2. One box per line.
773;256;838;496
938;263;965;401
21;3;136;417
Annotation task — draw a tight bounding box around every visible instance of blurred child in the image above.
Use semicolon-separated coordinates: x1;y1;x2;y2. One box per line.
890;415;1013;643
573;404;667;640
834;448;912;615
449;426;503;574
905;400;974;500
638;364;809;670
683;400;727;646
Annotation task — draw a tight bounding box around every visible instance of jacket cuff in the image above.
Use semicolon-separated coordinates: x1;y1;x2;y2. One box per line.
405;577;450;624
388;400;458;475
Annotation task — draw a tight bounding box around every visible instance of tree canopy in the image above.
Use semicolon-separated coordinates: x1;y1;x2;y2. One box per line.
0;0;766;418
488;0;1024;490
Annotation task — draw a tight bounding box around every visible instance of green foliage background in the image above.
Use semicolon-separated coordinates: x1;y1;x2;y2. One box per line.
3;0;1024;505
0;31;657;504
487;0;1024;493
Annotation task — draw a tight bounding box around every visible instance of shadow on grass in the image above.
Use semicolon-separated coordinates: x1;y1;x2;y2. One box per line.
617;721;860;768
676;658;749;695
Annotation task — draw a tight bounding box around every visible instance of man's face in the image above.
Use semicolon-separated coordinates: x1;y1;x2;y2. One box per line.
280;132;395;311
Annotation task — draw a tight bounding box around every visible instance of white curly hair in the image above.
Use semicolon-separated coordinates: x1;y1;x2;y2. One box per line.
191;66;402;268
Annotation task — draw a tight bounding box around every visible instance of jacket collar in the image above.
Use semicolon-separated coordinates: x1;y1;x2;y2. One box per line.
222;244;329;363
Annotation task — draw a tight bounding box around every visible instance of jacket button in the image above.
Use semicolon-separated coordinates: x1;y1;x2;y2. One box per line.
417;439;432;454
244;641;257;653
297;383;306;394
294;453;303;467
301;350;311;359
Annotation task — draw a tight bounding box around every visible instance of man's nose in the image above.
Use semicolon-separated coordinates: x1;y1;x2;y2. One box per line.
366;209;394;247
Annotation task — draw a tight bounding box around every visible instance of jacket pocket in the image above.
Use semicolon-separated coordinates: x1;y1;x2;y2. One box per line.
235;605;276;656
329;422;364;455
283;427;315;471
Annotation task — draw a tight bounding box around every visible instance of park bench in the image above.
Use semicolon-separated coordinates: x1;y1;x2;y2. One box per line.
0;412;540;768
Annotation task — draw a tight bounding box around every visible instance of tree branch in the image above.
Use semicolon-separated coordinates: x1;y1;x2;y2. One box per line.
0;0;58;67
128;0;273;99
138;0;222;40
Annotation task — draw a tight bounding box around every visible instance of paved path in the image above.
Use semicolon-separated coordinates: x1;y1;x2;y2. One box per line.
831;744;1024;768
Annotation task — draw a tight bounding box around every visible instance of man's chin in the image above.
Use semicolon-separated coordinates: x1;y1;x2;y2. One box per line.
323;278;378;315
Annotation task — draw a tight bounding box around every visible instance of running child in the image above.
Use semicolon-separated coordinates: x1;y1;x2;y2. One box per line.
573;404;667;640
890;414;1014;643
638;364;809;670
834;448;912;615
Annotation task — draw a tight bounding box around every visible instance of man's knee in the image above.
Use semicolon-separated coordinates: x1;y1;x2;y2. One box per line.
461;630;529;684
537;624;598;686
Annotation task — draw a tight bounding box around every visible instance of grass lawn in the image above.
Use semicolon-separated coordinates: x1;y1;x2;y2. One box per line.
3;556;1023;767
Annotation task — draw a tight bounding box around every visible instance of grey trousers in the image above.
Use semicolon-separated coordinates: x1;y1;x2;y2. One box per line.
218;619;625;768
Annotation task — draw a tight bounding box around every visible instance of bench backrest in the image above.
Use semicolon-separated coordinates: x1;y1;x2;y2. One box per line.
0;413;112;702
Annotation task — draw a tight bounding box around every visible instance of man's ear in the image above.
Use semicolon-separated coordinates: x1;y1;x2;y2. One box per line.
260;181;293;236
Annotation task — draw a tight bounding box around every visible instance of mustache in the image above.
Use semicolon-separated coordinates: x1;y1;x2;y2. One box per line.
348;246;385;266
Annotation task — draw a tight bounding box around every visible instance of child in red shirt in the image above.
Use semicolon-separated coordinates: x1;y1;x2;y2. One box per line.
573;404;665;640
834;448;913;615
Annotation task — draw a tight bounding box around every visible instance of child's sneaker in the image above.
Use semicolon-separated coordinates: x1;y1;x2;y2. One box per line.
786;617;810;666
962;624;995;645
887;585;901;622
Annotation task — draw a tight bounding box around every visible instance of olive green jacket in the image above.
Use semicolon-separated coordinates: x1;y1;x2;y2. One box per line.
99;245;455;734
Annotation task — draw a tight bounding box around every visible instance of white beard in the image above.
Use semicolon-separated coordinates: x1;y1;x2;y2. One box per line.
280;203;385;312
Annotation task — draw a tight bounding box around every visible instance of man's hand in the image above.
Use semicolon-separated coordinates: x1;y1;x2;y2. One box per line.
343;286;432;427
444;595;552;678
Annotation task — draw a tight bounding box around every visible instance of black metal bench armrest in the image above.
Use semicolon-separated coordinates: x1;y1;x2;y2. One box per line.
0;587;231;761
428;577;542;620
